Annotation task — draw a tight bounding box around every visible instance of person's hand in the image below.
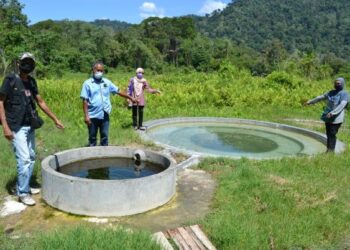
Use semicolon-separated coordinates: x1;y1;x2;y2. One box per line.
55;119;65;129
3;127;13;141
326;113;333;118
303;101;310;106
84;116;91;126
131;97;138;103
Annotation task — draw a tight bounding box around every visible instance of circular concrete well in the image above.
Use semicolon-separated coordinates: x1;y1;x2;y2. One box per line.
41;146;176;217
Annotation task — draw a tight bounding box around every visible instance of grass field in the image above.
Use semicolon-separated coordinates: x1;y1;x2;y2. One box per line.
1;70;350;249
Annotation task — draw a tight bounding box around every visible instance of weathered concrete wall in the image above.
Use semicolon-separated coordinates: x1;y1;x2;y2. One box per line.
141;117;345;156
41;146;176;217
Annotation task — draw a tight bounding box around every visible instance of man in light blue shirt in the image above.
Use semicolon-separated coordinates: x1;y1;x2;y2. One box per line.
80;62;135;146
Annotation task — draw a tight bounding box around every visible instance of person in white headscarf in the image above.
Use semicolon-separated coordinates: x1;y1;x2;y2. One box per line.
127;68;160;130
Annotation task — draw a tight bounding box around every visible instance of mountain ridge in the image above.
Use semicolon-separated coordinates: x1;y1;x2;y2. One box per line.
194;0;350;59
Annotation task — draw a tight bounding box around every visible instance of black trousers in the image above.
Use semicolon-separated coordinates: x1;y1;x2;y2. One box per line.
88;112;109;146
132;106;144;128
325;122;342;151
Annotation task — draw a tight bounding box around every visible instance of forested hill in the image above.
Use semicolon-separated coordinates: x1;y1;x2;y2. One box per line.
195;0;350;59
90;19;132;32
1;0;350;78
31;19;132;32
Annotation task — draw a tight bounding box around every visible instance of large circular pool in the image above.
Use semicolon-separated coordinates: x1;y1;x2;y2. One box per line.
141;117;333;159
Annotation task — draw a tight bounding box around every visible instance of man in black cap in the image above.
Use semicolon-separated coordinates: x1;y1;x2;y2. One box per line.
0;52;64;206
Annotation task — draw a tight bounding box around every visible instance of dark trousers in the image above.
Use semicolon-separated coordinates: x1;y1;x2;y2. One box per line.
325;122;342;151
88;112;110;146
132;106;144;128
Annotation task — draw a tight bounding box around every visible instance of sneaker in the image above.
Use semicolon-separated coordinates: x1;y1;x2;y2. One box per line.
139;126;146;131
19;195;36;206
133;126;138;130
30;187;41;195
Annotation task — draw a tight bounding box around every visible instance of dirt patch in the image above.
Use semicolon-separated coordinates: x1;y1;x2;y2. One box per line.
269;174;290;185
1;169;216;236
169;152;190;163
294;190;337;209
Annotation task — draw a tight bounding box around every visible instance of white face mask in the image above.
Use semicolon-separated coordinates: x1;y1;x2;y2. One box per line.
94;72;103;80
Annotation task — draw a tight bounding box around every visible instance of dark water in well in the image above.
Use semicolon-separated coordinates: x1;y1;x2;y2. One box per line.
58;157;164;180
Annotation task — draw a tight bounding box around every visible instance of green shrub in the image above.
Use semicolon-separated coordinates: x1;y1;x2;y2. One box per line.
266;71;296;88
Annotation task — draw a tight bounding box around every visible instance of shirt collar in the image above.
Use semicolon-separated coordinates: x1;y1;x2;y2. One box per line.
92;77;104;84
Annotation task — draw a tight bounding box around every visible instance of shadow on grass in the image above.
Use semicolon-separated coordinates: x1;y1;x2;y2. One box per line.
5;174;41;196
5;176;16;195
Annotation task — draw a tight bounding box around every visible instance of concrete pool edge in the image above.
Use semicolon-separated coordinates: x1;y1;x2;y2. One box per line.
41;146;177;217
140;117;345;158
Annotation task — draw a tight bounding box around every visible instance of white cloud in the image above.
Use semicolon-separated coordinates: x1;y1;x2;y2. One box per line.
199;0;227;15
140;2;165;19
140;2;157;12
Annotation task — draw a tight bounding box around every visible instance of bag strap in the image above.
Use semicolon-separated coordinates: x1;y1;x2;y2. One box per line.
5;74;21;100
12;74;37;114
10;75;17;89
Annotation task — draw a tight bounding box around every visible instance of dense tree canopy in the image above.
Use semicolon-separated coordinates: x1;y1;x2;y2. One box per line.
0;0;349;78
195;0;350;60
0;0;31;74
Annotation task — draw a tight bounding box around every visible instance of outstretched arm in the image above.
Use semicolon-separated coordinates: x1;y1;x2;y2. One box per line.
305;94;326;105
36;94;64;129
144;81;160;94
117;91;136;103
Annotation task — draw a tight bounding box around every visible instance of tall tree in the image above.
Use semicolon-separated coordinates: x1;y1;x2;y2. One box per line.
0;0;31;74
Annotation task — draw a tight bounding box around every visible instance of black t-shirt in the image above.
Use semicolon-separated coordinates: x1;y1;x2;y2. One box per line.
0;75;39;126
0;75;39;98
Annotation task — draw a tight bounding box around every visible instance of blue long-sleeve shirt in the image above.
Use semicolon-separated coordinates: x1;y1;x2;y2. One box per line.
307;89;349;124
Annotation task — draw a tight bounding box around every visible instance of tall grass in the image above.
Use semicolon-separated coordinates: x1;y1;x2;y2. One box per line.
1;70;349;249
0;225;161;250
198;155;350;249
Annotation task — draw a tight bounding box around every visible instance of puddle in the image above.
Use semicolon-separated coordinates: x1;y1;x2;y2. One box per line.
1;169;216;235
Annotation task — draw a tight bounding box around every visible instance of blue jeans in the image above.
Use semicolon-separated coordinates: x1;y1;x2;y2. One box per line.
12;126;36;197
88;112;110;146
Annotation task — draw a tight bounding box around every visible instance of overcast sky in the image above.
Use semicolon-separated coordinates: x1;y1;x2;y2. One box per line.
20;0;230;24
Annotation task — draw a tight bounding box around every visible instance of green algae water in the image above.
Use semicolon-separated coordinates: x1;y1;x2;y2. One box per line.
145;122;326;159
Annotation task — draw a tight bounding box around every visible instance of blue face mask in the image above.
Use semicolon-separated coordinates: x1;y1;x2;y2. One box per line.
94;72;103;80
136;73;143;79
